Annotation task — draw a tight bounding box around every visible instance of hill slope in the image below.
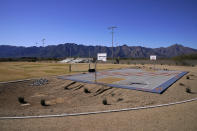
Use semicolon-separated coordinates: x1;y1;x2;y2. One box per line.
0;43;196;58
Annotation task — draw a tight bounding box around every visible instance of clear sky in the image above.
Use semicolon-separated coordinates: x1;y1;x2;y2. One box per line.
0;0;197;48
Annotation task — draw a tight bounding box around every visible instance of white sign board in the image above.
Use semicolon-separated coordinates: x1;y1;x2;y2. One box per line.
97;53;107;61
150;55;156;60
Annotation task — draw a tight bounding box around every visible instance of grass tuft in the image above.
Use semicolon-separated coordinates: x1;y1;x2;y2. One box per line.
111;93;115;96
179;83;185;86
40;99;49;106
186;87;191;93
18;97;27;104
102;99;108;105
84;88;91;93
117;98;123;102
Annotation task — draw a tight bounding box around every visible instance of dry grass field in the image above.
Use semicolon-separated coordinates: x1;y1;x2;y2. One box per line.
0;62;197;131
0;62;133;82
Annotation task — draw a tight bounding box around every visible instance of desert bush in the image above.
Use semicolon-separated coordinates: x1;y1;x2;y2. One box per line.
88;69;95;72
179;83;185;86
186;87;191;93
18;97;27;104
40;99;49;106
186;76;190;79
111;93;115;96
117;98;123;102
173;53;197;60
64;87;69;90
181;61;190;66
84;88;91;93
102;99;108;105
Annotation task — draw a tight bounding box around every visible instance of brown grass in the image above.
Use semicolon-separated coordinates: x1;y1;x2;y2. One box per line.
97;77;125;84
0;62;134;82
0;64;197;130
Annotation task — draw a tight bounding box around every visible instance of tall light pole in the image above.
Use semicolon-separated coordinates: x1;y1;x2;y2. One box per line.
108;26;117;63
88;46;91;70
70;46;71;57
42;38;45;47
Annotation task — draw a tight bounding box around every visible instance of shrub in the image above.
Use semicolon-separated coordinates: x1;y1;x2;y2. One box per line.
186;88;191;93
115;58;119;64
179;83;185;86
186;76;190;79
64;87;69;90
117;98;123;102
84;88;91;93
102;99;108;105
40;99;49;106
18;97;27;104
180;61;190;66
88;69;95;72
111;93;115;96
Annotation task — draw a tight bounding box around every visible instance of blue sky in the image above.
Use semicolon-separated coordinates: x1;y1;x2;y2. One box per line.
0;0;197;48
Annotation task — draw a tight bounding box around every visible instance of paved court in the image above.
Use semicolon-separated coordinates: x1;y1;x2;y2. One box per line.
58;68;188;94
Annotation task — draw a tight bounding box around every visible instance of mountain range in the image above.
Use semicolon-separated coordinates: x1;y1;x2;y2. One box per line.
0;43;196;58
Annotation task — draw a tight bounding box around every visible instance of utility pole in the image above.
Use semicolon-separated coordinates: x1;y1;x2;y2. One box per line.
42;38;45;47
94;60;97;83
89;47;90;70
70;46;71;58
108;26;117;64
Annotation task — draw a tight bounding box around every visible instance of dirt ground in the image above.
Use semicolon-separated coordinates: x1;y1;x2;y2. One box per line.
0;101;196;131
0;64;197;130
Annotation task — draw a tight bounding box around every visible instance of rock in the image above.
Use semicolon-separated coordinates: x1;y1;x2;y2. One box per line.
31;78;49;86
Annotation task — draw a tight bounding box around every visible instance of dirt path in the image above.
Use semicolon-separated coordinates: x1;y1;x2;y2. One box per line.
0;100;196;131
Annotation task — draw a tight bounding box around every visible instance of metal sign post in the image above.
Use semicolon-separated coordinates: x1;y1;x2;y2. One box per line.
150;55;157;70
97;53;107;61
89;47;91;70
94;60;97;83
94;53;107;83
69;64;71;73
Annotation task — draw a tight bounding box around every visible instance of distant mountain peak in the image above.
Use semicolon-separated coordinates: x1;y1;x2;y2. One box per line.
170;44;184;47
0;43;196;58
